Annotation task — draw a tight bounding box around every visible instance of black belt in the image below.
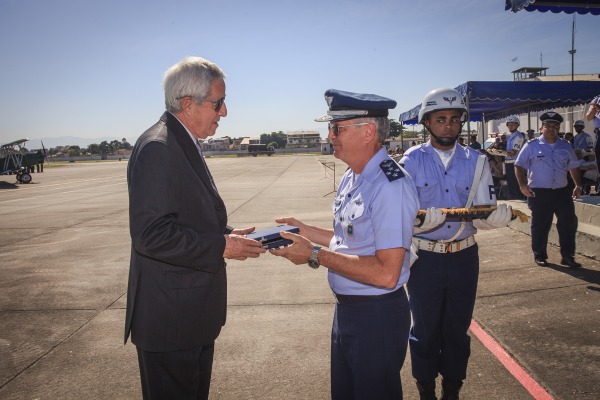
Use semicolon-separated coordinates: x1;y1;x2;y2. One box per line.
332;286;405;304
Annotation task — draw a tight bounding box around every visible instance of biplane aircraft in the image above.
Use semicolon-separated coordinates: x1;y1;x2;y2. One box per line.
1;138;46;184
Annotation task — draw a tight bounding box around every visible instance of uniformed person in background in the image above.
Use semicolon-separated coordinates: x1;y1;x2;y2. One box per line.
586;95;600;193
271;89;419;400
504;115;526;200
573;119;594;153
515;111;583;268
400;88;513;400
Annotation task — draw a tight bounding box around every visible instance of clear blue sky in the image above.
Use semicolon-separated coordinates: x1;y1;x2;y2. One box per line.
1;0;598;146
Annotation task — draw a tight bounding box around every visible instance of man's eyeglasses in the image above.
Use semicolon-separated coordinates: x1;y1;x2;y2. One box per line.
177;95;226;112
204;96;226;112
328;122;372;137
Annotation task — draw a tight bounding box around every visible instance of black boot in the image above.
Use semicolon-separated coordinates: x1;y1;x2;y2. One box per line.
441;379;463;400
416;381;437;400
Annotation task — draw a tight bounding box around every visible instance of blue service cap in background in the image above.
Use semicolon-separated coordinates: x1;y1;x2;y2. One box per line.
540;111;563;124
315;89;397;122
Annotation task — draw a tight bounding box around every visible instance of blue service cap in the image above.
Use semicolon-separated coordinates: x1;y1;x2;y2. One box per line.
540;111;563;124
315;89;397;122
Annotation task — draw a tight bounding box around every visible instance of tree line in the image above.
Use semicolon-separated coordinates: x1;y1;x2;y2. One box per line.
48;138;133;157
258;120;416;149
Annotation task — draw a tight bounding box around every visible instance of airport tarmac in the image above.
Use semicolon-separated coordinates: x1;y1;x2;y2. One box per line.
0;155;598;400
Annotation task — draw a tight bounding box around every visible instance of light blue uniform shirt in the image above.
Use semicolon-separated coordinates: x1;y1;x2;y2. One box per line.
328;147;419;295
573;131;594;151
515;137;579;189
505;130;525;162
400;142;496;242
592;96;600;129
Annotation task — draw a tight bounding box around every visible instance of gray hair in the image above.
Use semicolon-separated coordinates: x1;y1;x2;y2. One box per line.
163;57;226;113
355;117;390;144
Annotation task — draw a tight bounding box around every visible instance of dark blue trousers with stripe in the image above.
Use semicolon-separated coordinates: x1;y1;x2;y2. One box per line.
407;245;479;382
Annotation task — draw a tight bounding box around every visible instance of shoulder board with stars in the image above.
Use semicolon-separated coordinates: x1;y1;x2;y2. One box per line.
380;159;405;182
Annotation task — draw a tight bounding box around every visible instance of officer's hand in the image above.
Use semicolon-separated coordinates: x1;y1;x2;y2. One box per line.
275;217;306;235
473;204;512;230
413;207;446;234
224;234;266;261
232;226;256;235
519;183;535;197
269;231;312;265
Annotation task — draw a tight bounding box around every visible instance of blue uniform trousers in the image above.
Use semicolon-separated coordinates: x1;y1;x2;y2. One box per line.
407;245;479;382
331;288;411;400
505;163;525;200
527;186;577;260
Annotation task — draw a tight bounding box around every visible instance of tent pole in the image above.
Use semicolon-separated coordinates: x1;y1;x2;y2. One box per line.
400;124;404;151
465;93;471;144
570;14;576;82
482;114;486;142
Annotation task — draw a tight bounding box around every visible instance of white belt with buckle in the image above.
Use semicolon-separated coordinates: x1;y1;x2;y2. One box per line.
412;235;476;254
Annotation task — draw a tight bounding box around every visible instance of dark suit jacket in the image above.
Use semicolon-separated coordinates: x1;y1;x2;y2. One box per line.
124;112;229;352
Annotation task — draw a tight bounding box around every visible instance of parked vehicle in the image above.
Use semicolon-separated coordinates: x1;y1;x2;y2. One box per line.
248;144;274;156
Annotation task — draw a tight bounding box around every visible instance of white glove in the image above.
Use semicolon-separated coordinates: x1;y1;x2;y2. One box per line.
472;204;513;230
413;207;447;233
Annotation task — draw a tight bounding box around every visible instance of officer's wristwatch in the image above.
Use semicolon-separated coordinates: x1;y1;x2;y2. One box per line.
308;245;321;269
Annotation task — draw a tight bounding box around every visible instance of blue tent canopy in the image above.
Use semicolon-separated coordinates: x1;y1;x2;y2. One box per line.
505;0;600;15
398;80;600;124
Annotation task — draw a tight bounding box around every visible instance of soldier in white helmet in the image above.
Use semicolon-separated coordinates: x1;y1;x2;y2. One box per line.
504;115;526;200
572;119;594;153
400;88;513;400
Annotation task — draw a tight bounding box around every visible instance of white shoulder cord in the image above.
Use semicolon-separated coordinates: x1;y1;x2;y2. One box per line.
440;154;486;243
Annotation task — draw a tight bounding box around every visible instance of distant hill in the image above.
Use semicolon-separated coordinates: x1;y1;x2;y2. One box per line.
21;136;139;149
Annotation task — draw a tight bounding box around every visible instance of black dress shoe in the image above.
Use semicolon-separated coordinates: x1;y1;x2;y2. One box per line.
561;258;582;268
535;258;548;267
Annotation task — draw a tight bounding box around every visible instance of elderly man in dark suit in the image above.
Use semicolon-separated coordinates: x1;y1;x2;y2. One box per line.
125;56;265;399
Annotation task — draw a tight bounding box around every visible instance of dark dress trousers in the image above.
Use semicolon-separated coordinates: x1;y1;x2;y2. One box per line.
124;111;229;352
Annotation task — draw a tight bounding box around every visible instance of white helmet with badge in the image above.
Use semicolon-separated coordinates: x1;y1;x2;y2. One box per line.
505;115;520;125
418;88;468;124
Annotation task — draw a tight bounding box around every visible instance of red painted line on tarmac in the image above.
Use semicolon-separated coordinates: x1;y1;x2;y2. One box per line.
469;320;554;400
